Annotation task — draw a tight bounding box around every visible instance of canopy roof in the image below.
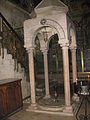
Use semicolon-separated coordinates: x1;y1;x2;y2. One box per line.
36;0;68;10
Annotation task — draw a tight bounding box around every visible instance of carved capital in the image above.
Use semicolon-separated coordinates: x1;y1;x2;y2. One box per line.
70;48;77;53
40;47;48;54
26;47;35;53
70;45;77;51
60;43;69;49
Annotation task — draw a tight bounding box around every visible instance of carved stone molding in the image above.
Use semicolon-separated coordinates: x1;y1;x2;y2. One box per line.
40;47;48;53
40;18;65;40
69;45;77;50
26;47;35;53
60;43;69;49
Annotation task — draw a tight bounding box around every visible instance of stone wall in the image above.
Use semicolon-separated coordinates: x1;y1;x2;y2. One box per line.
0;0;30;28
0;48;30;99
0;0;30;100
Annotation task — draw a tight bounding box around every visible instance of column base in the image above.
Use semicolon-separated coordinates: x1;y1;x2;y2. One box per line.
63;106;73;114
26;103;37;111
72;93;79;102
43;94;50;99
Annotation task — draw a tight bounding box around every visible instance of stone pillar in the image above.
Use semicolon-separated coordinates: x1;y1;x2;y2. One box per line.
43;50;50;99
71;48;79;102
62;45;72;113
71;48;77;83
27;48;37;110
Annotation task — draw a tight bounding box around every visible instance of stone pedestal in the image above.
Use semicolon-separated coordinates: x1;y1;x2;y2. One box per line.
26;103;37;111
63;106;73;114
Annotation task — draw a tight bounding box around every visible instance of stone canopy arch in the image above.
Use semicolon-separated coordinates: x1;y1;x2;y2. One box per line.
31;18;66;49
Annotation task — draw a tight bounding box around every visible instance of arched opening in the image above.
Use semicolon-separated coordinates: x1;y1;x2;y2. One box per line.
34;26;58;97
32;26;66;106
48;34;64;96
34;36;44;97
24;18;73;113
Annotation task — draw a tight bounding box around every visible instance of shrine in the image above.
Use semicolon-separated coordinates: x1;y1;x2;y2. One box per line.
24;0;77;115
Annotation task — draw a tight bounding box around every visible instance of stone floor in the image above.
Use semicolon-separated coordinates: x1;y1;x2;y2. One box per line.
38;94;65;107
8;103;75;120
8;95;90;120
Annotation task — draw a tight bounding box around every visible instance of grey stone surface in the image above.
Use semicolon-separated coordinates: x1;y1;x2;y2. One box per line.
8;104;75;120
0;0;30;28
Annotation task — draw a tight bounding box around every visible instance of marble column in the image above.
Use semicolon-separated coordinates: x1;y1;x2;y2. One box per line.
27;48;37;110
62;45;72;113
71;48;77;83
71;48;79;102
43;50;50;99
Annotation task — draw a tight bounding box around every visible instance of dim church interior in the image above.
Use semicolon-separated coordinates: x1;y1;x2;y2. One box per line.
0;0;90;120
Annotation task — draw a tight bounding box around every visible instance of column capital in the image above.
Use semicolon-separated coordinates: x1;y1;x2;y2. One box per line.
26;47;35;53
70;46;77;51
41;47;48;54
70;48;77;53
60;43;69;49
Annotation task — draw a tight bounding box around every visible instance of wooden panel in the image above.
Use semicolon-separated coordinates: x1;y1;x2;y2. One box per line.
0;79;23;119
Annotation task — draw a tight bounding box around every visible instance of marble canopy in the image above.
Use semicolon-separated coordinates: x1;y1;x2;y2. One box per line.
24;0;77;114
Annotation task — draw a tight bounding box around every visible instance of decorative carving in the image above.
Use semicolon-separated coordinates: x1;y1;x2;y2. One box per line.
60;42;69;48
69;36;72;45
40;19;47;25
40;19;65;39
